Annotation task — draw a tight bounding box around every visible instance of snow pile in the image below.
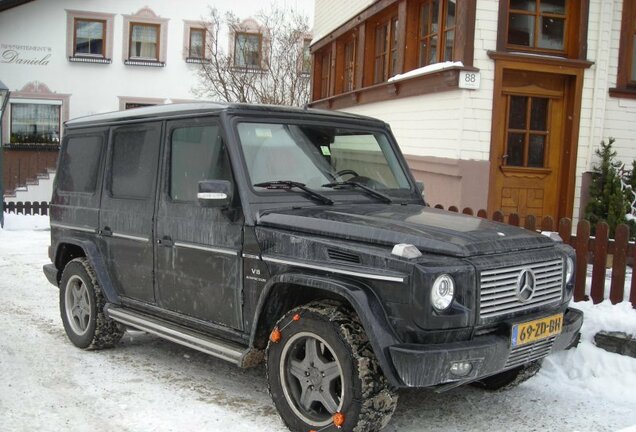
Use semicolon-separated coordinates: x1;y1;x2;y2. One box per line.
388;61;464;83
1;213;50;231
536;300;636;407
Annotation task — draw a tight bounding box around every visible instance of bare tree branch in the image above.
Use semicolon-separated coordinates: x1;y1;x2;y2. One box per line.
194;5;311;106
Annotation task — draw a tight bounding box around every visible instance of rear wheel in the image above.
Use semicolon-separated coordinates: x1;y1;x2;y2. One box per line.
59;257;123;349
266;300;397;432
471;360;542;391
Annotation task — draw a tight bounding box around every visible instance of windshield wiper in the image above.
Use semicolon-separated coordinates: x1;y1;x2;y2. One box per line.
322;181;392;204
254;180;334;205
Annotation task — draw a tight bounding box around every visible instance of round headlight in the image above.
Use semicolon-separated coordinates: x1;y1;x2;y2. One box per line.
431;274;455;312
565;256;574;283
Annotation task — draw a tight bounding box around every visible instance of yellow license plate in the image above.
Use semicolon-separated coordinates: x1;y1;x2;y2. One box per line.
511;313;563;348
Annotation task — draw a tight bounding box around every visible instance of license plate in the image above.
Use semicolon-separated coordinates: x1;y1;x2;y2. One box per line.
511;313;563;348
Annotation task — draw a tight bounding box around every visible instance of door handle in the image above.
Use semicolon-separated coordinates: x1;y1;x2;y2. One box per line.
157;235;174;247
101;226;112;237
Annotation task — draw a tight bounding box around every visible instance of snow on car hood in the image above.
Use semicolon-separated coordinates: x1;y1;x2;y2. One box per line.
256;204;554;258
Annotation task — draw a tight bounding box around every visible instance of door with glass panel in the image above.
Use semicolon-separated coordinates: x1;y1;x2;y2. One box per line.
489;70;567;221
154;118;243;330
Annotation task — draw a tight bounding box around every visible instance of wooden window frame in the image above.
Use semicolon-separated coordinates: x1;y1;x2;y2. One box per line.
72;18;106;58
66;10;114;63
233;31;263;69
9;102;62;145
503;95;551;169
188;28;206;60
416;0;457;67
496;0;589;59
310;0;476;109
122;8;168;66
367;8;400;85
315;47;333;99
610;1;636;98
128;22;161;61
302;38;313;74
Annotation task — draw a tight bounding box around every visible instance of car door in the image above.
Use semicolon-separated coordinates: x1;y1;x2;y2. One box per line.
154;117;243;330
98;122;162;304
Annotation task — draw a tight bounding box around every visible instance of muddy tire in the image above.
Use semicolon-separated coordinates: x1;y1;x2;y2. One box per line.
471;360;542;391
266;300;398;432
59;257;124;349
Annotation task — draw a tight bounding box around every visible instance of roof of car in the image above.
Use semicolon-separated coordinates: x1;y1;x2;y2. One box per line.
65;102;382;128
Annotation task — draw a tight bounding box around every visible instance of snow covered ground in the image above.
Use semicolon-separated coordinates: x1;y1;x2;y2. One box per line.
1;214;635;432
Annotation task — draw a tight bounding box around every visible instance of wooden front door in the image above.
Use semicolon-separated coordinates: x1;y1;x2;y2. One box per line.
489;70;568;221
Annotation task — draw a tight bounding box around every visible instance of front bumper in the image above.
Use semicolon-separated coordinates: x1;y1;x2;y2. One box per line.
389;307;583;387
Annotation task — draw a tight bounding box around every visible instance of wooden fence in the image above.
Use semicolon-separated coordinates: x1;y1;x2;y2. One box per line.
436;205;636;308
3;200;635;307
2;201;49;216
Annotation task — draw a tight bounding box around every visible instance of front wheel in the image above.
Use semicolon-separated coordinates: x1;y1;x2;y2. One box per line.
59;257;123;350
266;300;397;432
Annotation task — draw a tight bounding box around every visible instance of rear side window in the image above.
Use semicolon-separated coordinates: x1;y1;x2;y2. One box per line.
110;126;161;199
170;124;231;201
57;135;102;193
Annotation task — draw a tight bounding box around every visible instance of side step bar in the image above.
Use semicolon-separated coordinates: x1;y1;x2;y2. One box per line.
107;306;250;366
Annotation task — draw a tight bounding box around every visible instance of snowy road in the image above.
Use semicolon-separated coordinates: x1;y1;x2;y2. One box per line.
1;216;635;432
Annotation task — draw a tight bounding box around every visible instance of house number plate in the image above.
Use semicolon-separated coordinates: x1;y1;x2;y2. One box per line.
459;71;481;90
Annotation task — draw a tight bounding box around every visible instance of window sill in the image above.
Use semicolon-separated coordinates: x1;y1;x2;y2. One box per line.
487;50;594;69
69;56;111;64
309;65;477;110
185;57;210;64
231;65;266;73
609;87;636;99
124;59;165;67
4;143;61;151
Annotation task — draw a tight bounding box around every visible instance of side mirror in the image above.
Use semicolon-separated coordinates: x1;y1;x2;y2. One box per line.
416;181;425;194
198;180;233;208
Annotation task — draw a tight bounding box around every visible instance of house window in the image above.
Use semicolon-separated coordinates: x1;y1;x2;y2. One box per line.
507;0;567;51
418;0;456;67
318;49;332;98
189;28;205;59
234;32;261;68
129;23;160;60
125;103;156;110
302;39;312;74
10;103;61;144
504;95;550;168
74;19;105;57
122;8;168;66
373;16;399;84
343;38;356;92
613;0;636;96
66;10;114;63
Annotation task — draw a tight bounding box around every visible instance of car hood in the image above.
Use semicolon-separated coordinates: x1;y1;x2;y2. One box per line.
256;204;554;258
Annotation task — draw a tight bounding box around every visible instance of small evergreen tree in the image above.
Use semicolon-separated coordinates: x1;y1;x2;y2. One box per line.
584;138;628;237
623;160;636;238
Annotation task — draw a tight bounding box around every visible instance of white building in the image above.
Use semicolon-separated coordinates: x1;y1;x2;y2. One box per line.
0;0;313;201
310;0;636;222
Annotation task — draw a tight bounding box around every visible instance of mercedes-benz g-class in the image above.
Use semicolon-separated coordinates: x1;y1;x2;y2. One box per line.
44;103;582;432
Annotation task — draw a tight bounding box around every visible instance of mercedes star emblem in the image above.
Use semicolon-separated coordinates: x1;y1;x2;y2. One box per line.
516;268;536;302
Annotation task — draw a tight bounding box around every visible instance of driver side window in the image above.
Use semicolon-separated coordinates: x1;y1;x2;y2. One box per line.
170;124;232;202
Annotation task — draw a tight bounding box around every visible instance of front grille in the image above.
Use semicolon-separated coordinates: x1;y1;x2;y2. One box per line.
326;249;361;264
505;336;556;368
479;259;563;319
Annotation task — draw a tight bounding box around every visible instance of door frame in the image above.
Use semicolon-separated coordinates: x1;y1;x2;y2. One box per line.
487;58;585;221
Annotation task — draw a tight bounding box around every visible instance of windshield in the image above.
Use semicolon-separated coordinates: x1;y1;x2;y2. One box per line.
236;122;411;195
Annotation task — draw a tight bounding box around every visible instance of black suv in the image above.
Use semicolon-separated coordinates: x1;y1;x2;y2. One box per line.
44;103;583;432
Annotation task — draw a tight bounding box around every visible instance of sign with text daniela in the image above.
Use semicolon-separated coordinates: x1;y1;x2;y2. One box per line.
1;43;52;66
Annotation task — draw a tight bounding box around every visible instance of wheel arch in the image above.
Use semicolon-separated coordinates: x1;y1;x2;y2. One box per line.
251;272;402;387
53;237;120;304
